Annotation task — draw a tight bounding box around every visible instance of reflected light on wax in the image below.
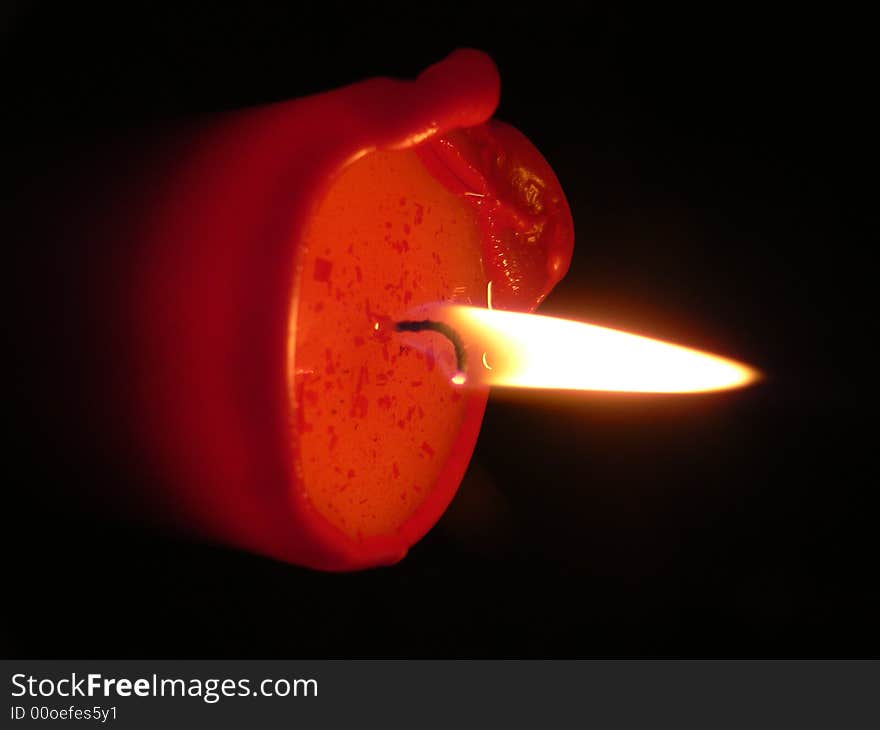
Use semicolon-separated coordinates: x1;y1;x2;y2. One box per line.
443;306;758;393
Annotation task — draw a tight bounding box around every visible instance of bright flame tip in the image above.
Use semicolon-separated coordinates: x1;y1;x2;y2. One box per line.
441;305;759;395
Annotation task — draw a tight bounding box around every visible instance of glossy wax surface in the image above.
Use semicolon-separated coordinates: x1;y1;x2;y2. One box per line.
17;49;570;570
294;148;487;539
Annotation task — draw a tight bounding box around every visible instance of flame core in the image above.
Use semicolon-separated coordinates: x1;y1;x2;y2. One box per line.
442;306;758;393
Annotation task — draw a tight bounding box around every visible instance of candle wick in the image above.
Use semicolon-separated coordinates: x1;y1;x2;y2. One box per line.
394;319;467;378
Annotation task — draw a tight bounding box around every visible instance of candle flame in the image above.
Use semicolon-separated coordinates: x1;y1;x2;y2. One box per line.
443;306;758;393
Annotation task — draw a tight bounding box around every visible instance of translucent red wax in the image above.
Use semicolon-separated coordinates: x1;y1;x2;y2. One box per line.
13;50;573;571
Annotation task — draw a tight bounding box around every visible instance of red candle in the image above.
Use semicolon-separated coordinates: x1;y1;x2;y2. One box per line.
18;50;572;570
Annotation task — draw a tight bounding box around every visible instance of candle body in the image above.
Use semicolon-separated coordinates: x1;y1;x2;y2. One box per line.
12;50;573;570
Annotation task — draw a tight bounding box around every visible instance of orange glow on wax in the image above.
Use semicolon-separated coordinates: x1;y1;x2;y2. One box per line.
292;147;487;540
443;306;759;393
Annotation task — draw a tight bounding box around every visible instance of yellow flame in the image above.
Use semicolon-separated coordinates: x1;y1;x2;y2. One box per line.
443;306;758;393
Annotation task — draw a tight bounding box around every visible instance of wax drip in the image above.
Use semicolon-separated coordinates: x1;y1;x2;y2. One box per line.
394;319;467;380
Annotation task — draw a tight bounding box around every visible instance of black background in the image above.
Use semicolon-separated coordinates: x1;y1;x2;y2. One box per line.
2;3;876;657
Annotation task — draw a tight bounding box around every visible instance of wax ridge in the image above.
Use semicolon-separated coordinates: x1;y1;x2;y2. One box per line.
416;120;574;311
